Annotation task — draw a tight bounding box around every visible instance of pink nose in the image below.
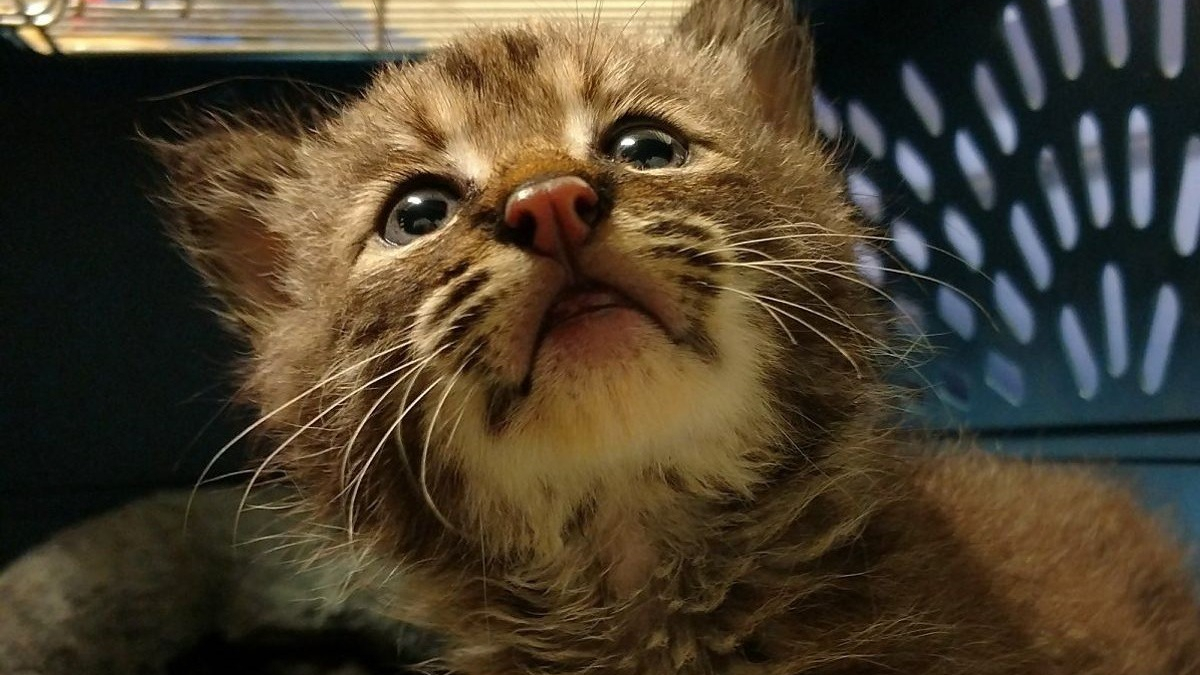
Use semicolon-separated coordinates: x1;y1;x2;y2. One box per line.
503;176;600;261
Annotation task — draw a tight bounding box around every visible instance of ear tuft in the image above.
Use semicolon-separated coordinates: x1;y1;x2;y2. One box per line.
149;117;303;336
676;0;815;132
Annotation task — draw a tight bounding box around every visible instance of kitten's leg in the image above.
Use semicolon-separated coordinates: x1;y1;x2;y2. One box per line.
0;487;428;674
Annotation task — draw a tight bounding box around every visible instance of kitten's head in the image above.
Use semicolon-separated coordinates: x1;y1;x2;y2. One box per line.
160;0;889;561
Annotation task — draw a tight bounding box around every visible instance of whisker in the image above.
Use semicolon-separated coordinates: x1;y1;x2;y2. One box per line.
709;283;864;376
707;247;918;318
714;261;892;352
417;346;481;535
345;345;451;541
231;353;430;542
599;0;652;70
140;75;352;103
715;223;982;281
316;0;369;51
722;232;844;250
708;282;797;346
187;340;411;527
371;0;393;53
336;371;422;501
746;258;995;328
347;373;446;539
750;213;984;276
339;343;453;496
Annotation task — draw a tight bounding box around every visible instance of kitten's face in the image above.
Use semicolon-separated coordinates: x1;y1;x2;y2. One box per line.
166;1;882;558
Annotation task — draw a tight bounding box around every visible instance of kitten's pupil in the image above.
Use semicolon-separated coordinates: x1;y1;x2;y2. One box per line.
608;127;686;170
383;187;458;245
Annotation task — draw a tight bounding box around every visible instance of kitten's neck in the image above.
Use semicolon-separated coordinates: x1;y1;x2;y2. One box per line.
586;501;662;599
394;437;902;675
515;431;897;602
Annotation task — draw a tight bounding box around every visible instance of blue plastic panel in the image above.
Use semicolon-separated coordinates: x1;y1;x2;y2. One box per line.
810;0;1200;436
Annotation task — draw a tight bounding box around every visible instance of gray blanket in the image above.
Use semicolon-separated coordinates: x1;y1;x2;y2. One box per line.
0;489;439;674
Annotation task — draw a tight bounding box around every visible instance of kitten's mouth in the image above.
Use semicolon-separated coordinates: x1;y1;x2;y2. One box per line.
528;282;670;367
544;286;638;330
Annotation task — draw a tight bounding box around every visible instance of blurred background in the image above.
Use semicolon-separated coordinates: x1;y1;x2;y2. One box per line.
2;0;1198;565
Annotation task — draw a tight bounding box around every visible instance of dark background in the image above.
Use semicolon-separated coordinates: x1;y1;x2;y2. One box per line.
0;50;382;561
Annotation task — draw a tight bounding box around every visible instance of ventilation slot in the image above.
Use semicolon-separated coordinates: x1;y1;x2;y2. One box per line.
1158;0;1186;79
813;89;841;141
984;350;1026;406
974;63;1018;155
994;272;1036;344
1010;203;1054;291
895;139;935;202
1100;263;1129;377
937;287;977;341
891;219;931;272
847;100;887;159
1140;284;1181;394
1128;107;1155;229
1099;0;1131;67
1173;136;1200;256
893;295;928;337
1078;113;1113;228
855;243;886;287
901;61;944;137
847;170;884;221
1002;4;1047;109
937;368;971;410
1046;0;1084;79
1038;147;1080;249
1059;306;1100;400
955;130;996;209
943;207;985;270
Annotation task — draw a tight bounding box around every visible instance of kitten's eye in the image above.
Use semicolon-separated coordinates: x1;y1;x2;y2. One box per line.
603;124;688;170
381;186;459;246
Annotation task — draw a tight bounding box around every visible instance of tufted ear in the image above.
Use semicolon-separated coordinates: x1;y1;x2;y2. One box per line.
151;121;302;336
676;0;815;133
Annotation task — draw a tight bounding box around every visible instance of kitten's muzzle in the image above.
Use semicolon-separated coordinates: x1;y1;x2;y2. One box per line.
501;175;601;271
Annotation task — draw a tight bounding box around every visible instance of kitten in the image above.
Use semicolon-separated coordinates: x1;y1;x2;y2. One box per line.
4;0;1197;673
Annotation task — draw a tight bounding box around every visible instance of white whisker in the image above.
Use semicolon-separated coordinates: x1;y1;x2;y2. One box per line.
339;343;454;498
345;344;452;541
710;283;864;376
231;346;433;542
188;340;412;528
417;346;480;535
712;261;894;354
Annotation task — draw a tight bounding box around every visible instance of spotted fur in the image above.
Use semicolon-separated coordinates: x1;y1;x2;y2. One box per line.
156;1;1200;673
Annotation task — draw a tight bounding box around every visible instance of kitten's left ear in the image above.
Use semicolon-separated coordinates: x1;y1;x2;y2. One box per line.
149;120;301;337
676;0;814;132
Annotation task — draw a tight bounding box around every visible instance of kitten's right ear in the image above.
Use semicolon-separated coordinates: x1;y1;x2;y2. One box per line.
676;0;814;133
151;122;300;336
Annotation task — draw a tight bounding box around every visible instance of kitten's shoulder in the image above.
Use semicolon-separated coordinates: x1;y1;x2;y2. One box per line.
909;449;1200;672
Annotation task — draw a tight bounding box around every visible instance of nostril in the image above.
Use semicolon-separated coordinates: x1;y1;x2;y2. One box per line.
510;211;537;248
574;194;599;226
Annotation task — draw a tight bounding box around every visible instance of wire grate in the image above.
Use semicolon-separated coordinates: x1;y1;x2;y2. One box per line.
1;0;693;54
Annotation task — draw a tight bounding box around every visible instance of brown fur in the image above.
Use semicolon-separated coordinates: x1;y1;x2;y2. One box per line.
155;1;1200;673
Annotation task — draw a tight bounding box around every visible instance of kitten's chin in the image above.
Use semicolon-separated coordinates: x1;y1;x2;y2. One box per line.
536;306;663;366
